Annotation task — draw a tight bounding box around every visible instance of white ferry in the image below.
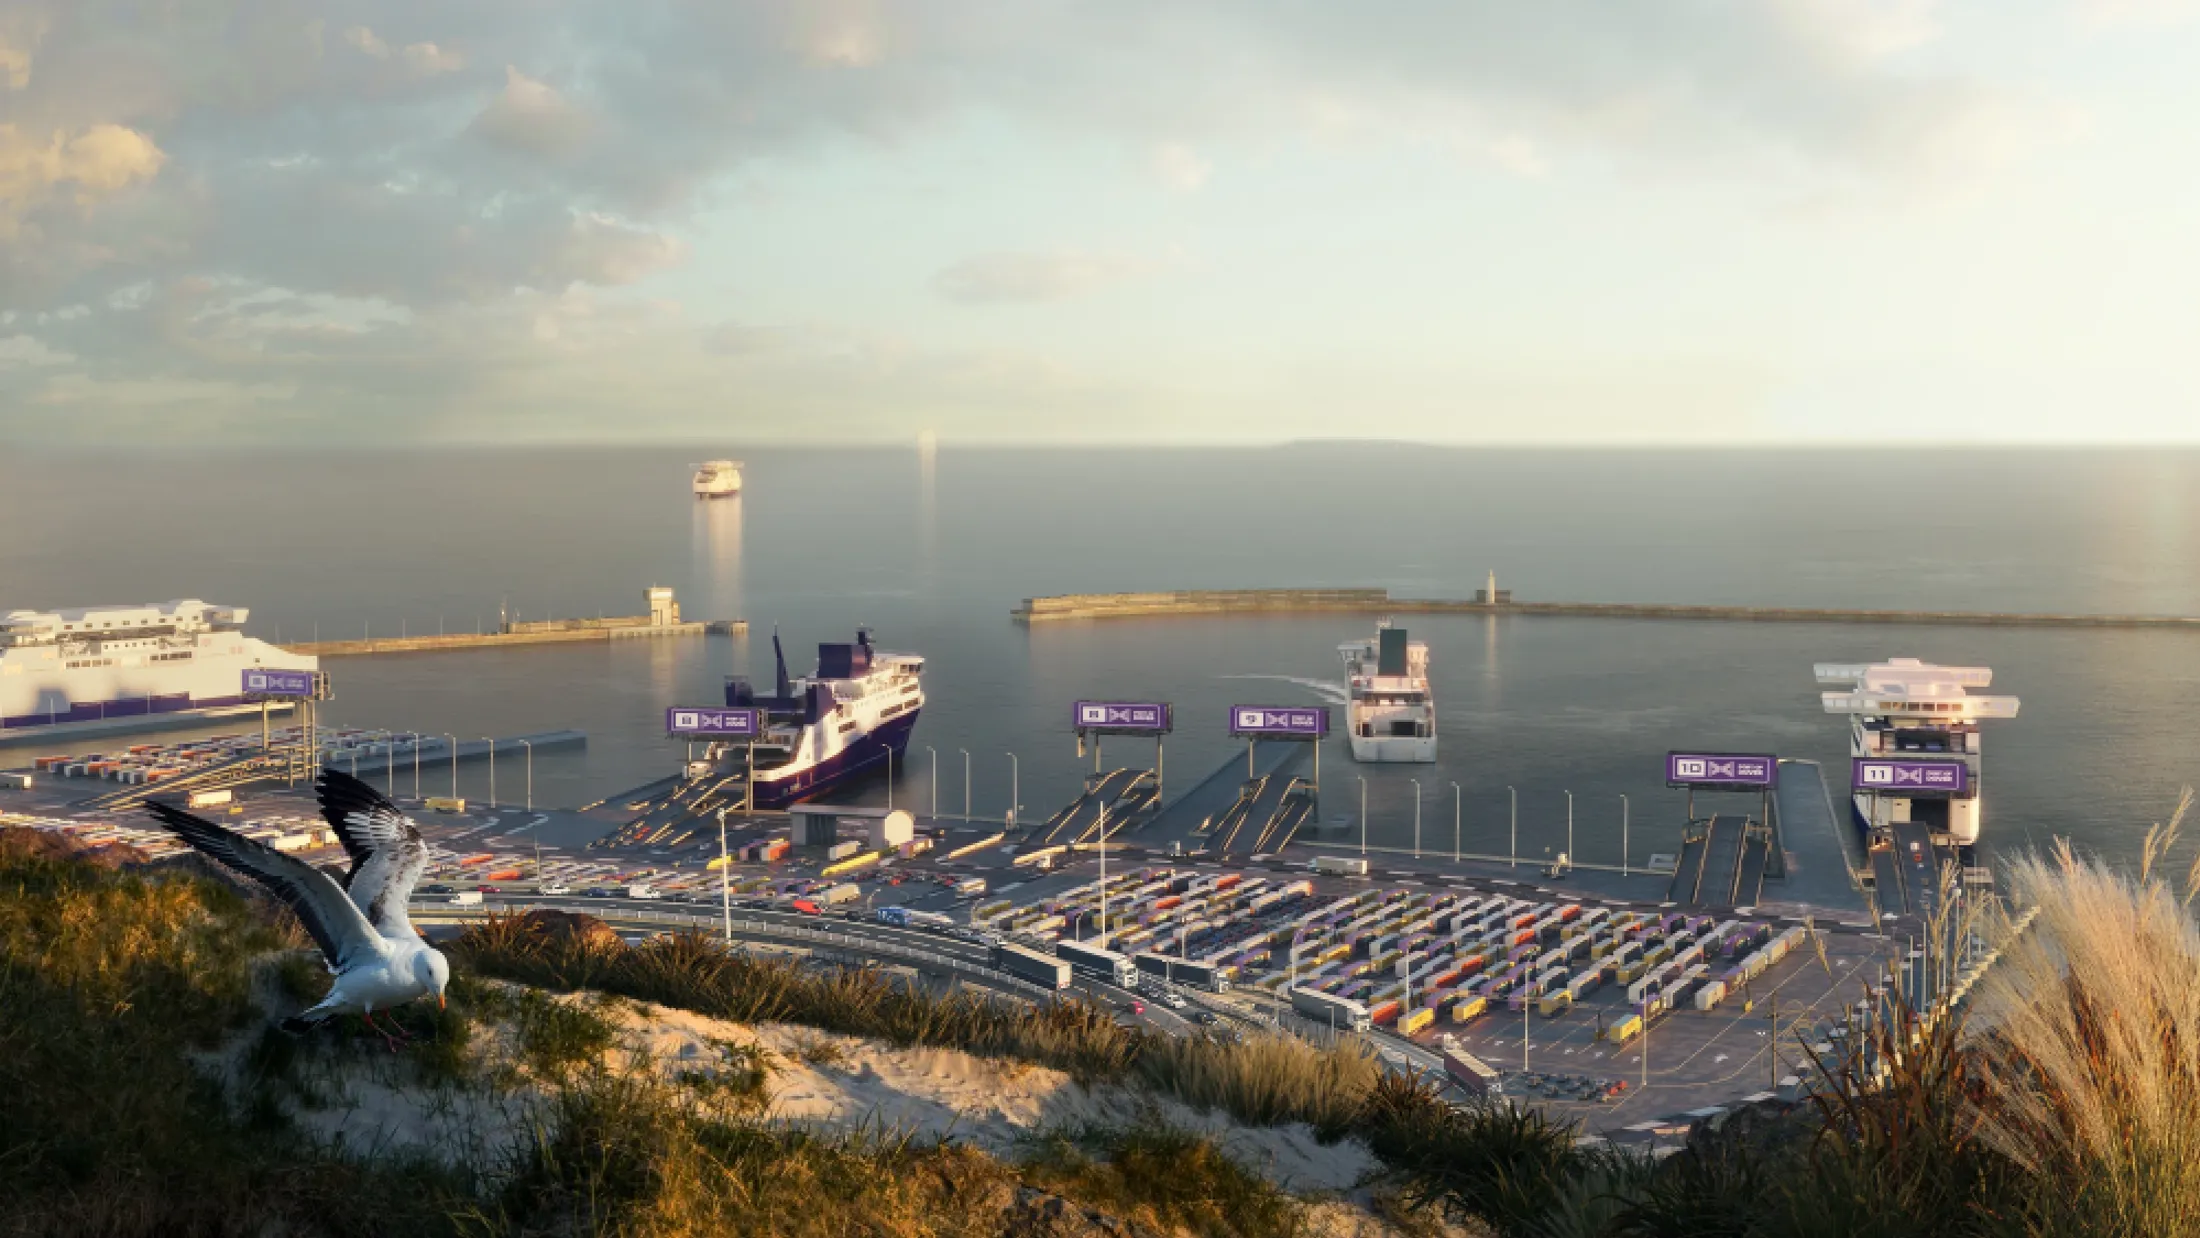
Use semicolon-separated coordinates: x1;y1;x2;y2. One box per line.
1339;621;1436;763
716;628;923;808
1816;658;2019;847
0;601;318;744
692;459;743;499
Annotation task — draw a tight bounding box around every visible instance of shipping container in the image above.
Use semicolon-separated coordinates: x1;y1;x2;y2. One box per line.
1367;999;1402;1027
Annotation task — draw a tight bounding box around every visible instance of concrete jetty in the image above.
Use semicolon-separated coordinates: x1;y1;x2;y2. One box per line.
286;585;747;657
1012;587;2200;632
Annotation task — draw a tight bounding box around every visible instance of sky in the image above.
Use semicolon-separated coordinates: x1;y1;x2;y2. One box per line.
2;0;2199;446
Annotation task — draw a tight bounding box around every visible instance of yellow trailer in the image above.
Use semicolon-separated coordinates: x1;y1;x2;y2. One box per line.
1450;995;1488;1023
1400;1006;1436;1036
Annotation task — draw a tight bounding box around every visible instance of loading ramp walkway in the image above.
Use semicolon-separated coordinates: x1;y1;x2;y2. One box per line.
1139;741;1310;853
1205;773;1318;857
1031;767;1159;848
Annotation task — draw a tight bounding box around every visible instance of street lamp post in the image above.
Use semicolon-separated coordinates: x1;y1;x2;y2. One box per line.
1412;780;1422;859
1358;776;1368;856
927;746;938;819
484;738;496;809
445;734;458;799
960;749;971;821
1007;752;1019;828
883;746;893;812
717;808;732;945
519;738;533;813
1451;782;1462;863
413;738;421;800
1507;786;1517;867
1565;789;1574;868
1621;794;1629;876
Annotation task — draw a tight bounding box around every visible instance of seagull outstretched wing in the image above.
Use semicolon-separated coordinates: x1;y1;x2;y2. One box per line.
315;768;430;938
144;801;384;971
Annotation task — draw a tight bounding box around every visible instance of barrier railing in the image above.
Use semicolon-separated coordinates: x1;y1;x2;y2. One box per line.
413;902;1054;1002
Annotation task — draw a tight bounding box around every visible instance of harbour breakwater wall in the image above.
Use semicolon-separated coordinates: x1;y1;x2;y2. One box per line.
1011;588;2200;631
286;619;747;658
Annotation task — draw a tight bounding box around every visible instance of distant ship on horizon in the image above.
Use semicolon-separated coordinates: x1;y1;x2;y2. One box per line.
692;459;743;499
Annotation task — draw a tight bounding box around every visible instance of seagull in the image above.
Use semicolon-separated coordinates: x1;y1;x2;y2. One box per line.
144;768;449;1049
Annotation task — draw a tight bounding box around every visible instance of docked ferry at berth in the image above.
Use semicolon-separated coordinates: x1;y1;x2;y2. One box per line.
1340;621;1436;762
0;600;318;744
713;628;923;808
1816;658;2019;848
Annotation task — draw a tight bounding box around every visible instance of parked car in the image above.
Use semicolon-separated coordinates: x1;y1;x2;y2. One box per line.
539;883;571;896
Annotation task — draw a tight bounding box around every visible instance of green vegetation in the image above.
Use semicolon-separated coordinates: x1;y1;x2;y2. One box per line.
0;843;471;1236
10;783;2198;1237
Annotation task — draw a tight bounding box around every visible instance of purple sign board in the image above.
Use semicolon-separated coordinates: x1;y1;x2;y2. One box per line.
1229;705;1330;738
1073;701;1173;734
1665;752;1778;790
666;706;762;738
241;668;316;698
1853;758;1968;795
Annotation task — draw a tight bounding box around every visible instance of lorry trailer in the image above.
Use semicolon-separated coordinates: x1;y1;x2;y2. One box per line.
992;942;1072;991
1289;985;1373;1032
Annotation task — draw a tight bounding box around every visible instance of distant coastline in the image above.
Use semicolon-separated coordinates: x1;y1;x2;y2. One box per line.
1012;587;2200;631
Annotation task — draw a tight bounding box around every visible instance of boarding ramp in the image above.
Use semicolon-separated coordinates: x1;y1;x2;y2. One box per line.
1140;741;1310;853
80;752;295;810
598;769;756;849
1205;774;1318;857
1032;767;1158;848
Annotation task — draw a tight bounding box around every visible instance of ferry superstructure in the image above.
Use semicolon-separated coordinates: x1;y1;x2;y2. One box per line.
717;628;922;808
1816;658;2019;848
1340;621;1436;763
0;601;318;744
692;460;743;499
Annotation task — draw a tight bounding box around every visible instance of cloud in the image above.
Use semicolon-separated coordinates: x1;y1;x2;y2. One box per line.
0;122;165;239
933;250;1167;305
344;25;389;58
0;0;2091;445
2072;0;2200;24
1149;143;1210;191
402;41;466;74
0;332;72;367
470;66;591;156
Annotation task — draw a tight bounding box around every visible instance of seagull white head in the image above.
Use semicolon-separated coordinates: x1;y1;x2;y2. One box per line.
415;948;451;1010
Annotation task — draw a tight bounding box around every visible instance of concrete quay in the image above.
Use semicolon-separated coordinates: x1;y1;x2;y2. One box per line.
286;619;746;658
1012;587;2200;632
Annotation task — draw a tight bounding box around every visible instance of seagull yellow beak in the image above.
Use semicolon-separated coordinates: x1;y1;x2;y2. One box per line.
438;994;447;1010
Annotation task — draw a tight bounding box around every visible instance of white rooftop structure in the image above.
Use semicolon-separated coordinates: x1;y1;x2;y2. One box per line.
1815;658;2020;721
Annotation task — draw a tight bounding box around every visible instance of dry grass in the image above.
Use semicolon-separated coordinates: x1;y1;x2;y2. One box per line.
453;918;1144;1082
1138;1029;1382;1133
1967;787;2200;1236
